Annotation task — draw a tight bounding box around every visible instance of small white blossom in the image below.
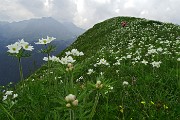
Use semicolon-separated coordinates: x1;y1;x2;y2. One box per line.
123;81;129;86
66;49;84;56
97;58;109;65
141;59;148;65
7;42;21;53
87;69;94;75
2;95;7;101
19;39;34;51
60;56;76;64
65;51;71;56
148;49;157;54
43;57;49;61
35;36;56;44
79;52;84;56
151;61;162;68
5;91;13;95
177;58;180;61
13;94;18;99
157;47;163;52
126;55;132;59
50;56;60;62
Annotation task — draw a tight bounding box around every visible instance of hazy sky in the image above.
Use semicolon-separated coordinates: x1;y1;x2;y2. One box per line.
0;0;179;29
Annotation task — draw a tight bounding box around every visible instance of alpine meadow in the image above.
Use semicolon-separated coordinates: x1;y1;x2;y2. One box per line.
0;16;180;120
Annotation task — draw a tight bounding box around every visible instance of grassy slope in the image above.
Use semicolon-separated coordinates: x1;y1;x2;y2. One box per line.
1;16;180;120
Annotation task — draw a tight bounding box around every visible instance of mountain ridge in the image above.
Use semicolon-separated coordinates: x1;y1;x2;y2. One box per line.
0;17;85;41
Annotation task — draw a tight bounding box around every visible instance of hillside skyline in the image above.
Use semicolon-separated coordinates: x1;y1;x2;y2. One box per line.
0;0;180;29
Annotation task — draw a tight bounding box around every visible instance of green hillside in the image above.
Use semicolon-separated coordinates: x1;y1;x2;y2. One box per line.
0;16;180;120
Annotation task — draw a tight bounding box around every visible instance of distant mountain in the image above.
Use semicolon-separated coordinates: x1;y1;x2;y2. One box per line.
0;17;85;42
0;17;85;85
62;22;85;36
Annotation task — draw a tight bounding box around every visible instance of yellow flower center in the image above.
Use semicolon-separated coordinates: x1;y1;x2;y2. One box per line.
43;40;47;44
25;45;29;49
12;48;16;51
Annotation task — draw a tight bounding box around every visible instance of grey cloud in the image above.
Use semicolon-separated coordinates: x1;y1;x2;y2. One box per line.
18;0;45;16
51;0;77;22
0;0;180;29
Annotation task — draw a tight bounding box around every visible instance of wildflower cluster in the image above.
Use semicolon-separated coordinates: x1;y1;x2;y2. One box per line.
94;58;109;66
7;39;34;54
150;61;162;68
43;55;60;62
87;69;94;75
59;56;76;64
2;90;18;105
65;49;84;56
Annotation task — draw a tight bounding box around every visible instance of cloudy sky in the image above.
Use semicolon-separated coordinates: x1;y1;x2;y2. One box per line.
0;0;179;29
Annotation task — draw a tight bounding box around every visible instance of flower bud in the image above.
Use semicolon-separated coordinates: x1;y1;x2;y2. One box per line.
66;103;71;108
96;80;101;85
96;81;103;89
65;94;76;102
67;63;73;68
72;100;78;106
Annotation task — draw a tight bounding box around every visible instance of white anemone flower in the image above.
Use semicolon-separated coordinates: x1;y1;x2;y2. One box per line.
43;57;49;61
151;61;162;68
141;59;148;65
19;39;28;46
67;56;76;63
47;36;56;43
65;51;71;56
35;38;49;44
71;49;79;56
5;91;13;95
35;36;56;45
22;44;34;51
13;94;18;99
97;58;109;65
177;58;180;61
60;56;76;64
123;81;129;85
2;95;8;101
79;52;84;56
7;43;21;53
50;56;60;62
126;55;132;59
19;39;34;51
87;69;94;75
65;49;84;56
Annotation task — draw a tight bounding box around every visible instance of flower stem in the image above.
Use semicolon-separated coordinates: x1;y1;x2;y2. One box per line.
90;91;100;119
47;53;50;84
18;58;24;81
0;103;15;120
121;89;125;120
71;71;74;89
69;109;75;120
69;109;72;120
